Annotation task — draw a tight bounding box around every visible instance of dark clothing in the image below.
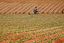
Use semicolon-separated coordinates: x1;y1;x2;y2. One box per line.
62;9;64;14
33;7;38;14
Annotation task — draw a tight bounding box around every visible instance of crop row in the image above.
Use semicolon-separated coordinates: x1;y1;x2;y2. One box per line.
0;0;64;14
0;26;64;43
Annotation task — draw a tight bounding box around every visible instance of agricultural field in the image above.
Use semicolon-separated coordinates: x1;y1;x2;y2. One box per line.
0;0;64;43
0;0;64;14
0;14;64;43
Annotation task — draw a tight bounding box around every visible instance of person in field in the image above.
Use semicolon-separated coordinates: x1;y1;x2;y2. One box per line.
33;7;38;14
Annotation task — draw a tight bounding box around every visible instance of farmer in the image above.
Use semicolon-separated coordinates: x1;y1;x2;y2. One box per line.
33;7;38;14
